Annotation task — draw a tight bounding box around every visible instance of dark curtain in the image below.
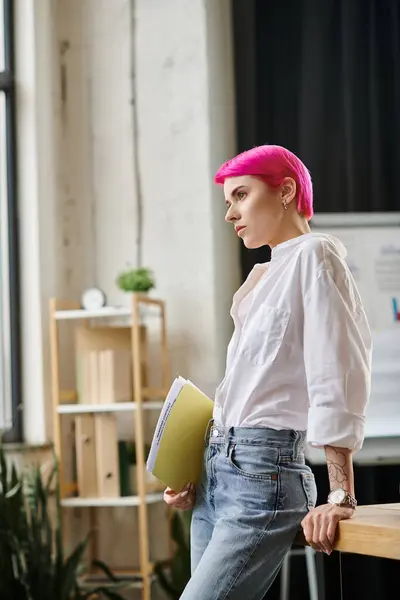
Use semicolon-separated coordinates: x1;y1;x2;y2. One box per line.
231;1;400;598
232;0;400;279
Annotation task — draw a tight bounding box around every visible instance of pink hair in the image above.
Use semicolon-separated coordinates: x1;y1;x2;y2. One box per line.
214;145;313;220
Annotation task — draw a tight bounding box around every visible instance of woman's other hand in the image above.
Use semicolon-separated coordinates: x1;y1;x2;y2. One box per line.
163;483;196;511
301;504;354;554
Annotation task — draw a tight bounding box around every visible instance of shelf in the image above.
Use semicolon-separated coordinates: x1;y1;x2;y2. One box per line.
50;295;170;595
80;578;145;590
79;570;157;590
57;401;164;414
55;306;133;320
61;492;163;508
59;387;167;407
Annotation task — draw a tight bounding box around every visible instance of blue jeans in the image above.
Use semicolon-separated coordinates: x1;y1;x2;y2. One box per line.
180;424;317;600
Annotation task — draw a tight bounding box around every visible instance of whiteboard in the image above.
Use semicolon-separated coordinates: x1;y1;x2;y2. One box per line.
310;213;400;438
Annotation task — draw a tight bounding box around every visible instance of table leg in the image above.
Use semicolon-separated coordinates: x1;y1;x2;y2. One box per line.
315;551;326;600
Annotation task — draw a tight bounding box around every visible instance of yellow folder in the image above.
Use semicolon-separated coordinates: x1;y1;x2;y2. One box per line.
146;377;214;492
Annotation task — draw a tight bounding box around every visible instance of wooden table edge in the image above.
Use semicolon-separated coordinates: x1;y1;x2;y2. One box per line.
294;503;400;560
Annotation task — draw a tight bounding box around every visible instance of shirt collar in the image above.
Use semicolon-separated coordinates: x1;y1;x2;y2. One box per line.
270;233;314;261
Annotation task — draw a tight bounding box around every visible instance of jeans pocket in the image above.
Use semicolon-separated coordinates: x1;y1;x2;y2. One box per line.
228;444;279;480
301;472;317;510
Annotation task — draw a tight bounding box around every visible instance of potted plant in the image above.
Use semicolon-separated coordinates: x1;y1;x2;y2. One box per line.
0;445;131;599
116;267;155;294
154;510;192;599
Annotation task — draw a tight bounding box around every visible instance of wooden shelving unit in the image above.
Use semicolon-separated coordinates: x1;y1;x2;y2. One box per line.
49;294;170;600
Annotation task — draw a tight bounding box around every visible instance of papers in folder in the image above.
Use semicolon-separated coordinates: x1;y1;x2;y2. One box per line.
146;376;214;492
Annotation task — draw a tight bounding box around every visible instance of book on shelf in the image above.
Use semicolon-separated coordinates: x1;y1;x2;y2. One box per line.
75;413;120;497
99;349;132;403
77;350;132;404
76;352;93;403
75;327;133;404
146;376;214;492
89;351;99;404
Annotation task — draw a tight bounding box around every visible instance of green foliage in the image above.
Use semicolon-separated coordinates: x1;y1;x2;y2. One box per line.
0;445;129;600
154;510;192;599
116;267;155;293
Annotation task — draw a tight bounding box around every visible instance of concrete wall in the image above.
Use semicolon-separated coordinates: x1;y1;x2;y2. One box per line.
135;0;238;392
15;0;240;592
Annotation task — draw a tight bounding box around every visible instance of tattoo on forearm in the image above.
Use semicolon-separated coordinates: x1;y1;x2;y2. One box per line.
326;446;349;486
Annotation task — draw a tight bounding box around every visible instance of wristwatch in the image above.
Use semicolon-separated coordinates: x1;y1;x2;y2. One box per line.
327;488;357;509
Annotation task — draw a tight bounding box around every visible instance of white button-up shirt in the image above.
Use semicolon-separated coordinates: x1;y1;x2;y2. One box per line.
213;233;372;451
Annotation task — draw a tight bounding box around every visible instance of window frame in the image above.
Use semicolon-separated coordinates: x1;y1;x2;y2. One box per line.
1;0;22;442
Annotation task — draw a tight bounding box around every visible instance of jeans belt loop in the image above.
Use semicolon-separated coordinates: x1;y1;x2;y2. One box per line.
204;418;214;444
226;426;233;457
292;430;299;460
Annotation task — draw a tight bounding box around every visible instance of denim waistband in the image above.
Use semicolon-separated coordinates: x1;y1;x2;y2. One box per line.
206;421;306;452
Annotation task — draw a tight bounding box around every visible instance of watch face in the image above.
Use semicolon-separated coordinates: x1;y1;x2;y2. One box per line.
81;287;106;311
330;489;346;504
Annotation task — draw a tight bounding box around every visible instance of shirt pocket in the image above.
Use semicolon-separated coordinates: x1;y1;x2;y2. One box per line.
240;304;290;367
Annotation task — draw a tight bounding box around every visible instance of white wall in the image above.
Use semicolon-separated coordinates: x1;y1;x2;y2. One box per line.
16;0;239;443
135;0;239;393
15;0;240;585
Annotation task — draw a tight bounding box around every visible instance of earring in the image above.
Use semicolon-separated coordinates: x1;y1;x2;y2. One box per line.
283;200;288;210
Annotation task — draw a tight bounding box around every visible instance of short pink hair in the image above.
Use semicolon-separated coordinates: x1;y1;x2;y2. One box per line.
214;145;313;220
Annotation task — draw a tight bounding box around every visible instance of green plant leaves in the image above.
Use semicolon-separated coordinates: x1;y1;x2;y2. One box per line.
91;559;120;583
116;267;155;292
58;539;89;600
154;510;192;599
0;444;128;600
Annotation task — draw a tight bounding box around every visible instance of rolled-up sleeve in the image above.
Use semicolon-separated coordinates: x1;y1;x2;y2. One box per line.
304;267;372;451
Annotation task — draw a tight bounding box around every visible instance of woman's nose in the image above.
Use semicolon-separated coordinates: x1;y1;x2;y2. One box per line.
225;205;239;223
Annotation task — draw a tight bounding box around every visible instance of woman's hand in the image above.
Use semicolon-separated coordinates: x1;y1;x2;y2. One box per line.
301;504;354;555
163;482;196;511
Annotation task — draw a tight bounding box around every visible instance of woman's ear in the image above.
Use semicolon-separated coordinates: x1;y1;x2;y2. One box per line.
281;177;297;206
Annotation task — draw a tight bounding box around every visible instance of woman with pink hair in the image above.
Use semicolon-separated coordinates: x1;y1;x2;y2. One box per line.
164;145;372;599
